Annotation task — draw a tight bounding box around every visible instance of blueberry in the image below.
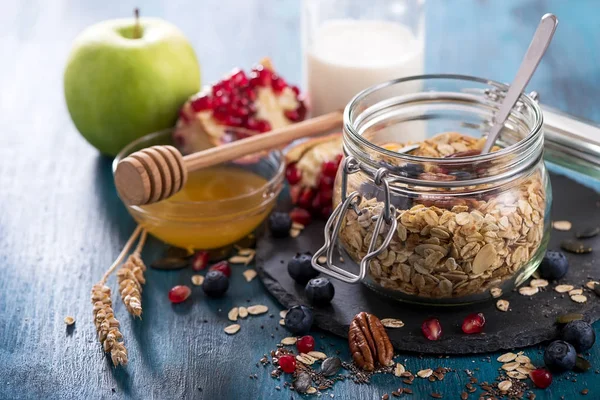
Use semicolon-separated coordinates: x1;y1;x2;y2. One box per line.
288;252;319;284
284;305;314;334
269;212;292;238
544;340;577;371
562;320;596;352
538;251;569;280
202;270;229;297
305;277;335;306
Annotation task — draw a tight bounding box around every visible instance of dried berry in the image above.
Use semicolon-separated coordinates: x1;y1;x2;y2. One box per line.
462;313;485;334
285;163;303;185
296;335;315;354
320;357;341;376
290;207;312;226
422;318;442;341
168;285;191;304
278;354;296;374
530;368;552;389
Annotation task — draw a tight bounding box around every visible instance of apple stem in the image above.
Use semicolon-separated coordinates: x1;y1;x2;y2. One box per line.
133;8;141;39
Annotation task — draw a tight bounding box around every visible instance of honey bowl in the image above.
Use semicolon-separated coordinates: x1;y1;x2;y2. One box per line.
113;129;284;250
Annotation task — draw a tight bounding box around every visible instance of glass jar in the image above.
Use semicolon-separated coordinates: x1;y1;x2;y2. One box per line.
312;75;552;305
302;0;425;117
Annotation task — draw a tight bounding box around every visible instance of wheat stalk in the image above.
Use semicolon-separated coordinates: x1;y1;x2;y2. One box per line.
117;229;148;317
91;225;142;366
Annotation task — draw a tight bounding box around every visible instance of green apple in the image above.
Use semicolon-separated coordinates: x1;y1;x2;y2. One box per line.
64;16;200;156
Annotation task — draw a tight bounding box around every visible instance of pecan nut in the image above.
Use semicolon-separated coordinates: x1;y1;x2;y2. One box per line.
348;312;394;371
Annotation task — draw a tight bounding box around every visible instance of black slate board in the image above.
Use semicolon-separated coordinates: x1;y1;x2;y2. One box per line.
256;173;600;354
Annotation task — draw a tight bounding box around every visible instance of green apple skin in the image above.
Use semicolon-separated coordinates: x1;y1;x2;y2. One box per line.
64;18;200;156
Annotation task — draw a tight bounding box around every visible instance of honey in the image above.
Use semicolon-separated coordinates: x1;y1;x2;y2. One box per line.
131;165;274;250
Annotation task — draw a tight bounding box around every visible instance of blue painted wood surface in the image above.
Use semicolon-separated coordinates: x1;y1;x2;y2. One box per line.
1;1;600;399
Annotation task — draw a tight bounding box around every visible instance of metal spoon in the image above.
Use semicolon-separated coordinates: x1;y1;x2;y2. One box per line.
481;13;558;154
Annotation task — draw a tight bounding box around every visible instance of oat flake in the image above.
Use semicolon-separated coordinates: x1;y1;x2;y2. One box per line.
496;299;510;312
307;351;327;360
515;355;531;364
228;307;239;321
243;269;257;282
552;220;572;231
290;228;301;238
530;279;549;288
238;306;248;318
518;286;539;296
498;380;512;392
64;316;75;326
247;305;268;315
490;288;503;298
306;387;317;394
417;369;433;378
497;353;517;363
224;324;241;335
279;310;288;318
281;337;297;345
571;294;588;303
502;361;520;371
279;319;285;326
394;363;406;376
586;281;599;290
569;288;583;296
555;284;575;293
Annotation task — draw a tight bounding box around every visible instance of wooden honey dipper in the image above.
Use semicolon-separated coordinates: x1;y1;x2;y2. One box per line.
114;111;343;206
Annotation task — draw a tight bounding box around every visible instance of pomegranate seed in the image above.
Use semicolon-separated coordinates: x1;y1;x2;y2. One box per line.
209;261;231;277
285;163;302;185
462;313;486;334
178;109;190;124
319;188;333;204
223;115;244;127
530;368;553;388
284;109;301;122
334;154;343;166
290;185;302;204
213;107;229;123
290;207;312;226
250;65;272;86
311;194;321;210
213;94;231;108
297;335;315;353
191;95;213;112
321;161;338;178
296;103;307;121
320;205;333;219
290;85;300;96
229;69;248;86
278;354;296;374
168;285;191;304
192;251;210;271
271;75;287;94
318;175;335;192
246;118;271;133
421;318;443;341
297;188;315;209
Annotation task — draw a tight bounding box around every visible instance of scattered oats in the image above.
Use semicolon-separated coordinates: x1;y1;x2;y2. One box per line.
555;284;575;293
507;371;528;380
394;363;406;377
502;361;520;371
317;256;327;264
490;288;503;298
247;305;269;315
516;366;533;375
281;337;297;345
497;353;518;363
571;294;588;303
381;318;405;328
228;307;239;321
296;354;315;365
306;387;317;395
292;222;305;230
552;220;572;231
290;228;301;238
243;269;257;282
224;324;241;335
569;288;583;296
279;319;285;326
417;369;433;378
229;255;251;264
515;355;531;364
523;363;536;370
238;307;248;318
339;256;345;263
64;316;75;326
237;248;255;256
191;275;204;286
307;351;327;360
586;281;599;290
279;310;288;318
496;299;510;312
498;380;512;392
518;286;539;296
472;243;497;274
530;279;549;288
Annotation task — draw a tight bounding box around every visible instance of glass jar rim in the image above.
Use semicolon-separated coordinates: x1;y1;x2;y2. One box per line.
343;73;544;166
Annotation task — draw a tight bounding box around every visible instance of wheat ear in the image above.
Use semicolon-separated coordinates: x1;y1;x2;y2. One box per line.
117;229;148;317
91;225;142;366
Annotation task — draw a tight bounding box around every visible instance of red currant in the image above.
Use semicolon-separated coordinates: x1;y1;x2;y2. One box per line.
297;335;315;353
530;368;552;389
192;251;210;271
168;285;191;304
285;163;302;185
209;261;231;278
421;318;443;341
290;207;312;226
278;354;296;374
462;313;486;334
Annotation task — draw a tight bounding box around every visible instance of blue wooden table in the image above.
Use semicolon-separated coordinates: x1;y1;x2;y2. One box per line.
1;1;599;399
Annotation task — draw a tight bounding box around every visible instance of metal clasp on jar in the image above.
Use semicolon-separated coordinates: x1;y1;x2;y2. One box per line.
312;156;397;284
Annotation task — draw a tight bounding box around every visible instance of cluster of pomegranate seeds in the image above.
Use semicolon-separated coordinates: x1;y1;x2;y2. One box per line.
278;354;297;374
186;64;305;131
192;251;210;271
296;335;315;353
530;368;553;388
209;260;231;278
290;207;312;226
286;153;343;221
168;285;191;304
461;313;486;334
421;318;443;341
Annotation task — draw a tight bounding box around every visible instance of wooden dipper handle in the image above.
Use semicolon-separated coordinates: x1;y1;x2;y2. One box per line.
114;111;343;206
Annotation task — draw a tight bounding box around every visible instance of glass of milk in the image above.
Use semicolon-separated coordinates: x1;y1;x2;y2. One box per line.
302;0;425;118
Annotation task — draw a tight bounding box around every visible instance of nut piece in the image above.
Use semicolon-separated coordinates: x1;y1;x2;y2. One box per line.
281;337;297;345
296;354;315;365
243;269;257;282
555;284;575;293
381;318;405;328
348;312;394;371
247;305;269;315
417;368;433;378
394;363;406;377
191;275;204;286
64;316;75;326
496;299;510;312
279;310;288;318
224;324;241;335
552;220;572;231
238;306;248;318
228;307;239;321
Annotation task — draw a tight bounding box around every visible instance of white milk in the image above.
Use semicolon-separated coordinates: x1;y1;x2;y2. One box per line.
306;19;424;118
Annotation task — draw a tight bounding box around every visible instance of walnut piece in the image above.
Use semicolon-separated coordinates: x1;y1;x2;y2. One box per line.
348;312;394;371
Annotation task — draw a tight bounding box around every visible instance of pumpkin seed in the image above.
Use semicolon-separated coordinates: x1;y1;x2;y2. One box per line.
293;372;312;393
555;284;574;293
575;356;592;371
321;357;341;376
281;337;297;345
224;324;241;335
381;318;405;328
552;220;572;231
561;240;593;254
151;257;188;270
576;226;600;239
556;313;584;324
247;305;268;315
